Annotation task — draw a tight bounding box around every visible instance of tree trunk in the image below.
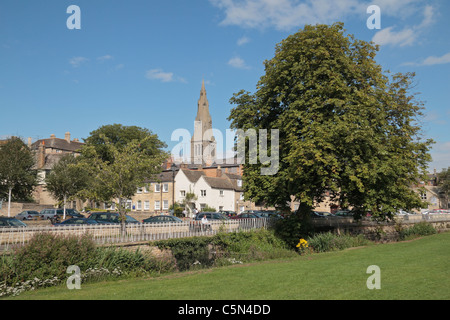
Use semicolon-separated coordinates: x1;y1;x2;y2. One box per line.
63;195;67;220
7;187;12;217
118;197;127;239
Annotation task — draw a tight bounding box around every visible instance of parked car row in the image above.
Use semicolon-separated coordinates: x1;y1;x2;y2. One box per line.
15;208;84;221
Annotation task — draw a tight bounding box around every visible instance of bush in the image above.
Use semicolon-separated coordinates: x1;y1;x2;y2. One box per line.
272;213;314;249
399;222;437;240
0;232;175;297
307;232;370;253
153;229;297;271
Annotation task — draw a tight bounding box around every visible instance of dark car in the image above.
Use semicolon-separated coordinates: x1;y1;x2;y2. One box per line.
258;210;284;219
87;212;140;224
194;212;230;221
219;210;237;218
57;209;84;218
0;216;27;228
231;213;261;219
53;218;99;226
15;210;41;221
143;215;183;223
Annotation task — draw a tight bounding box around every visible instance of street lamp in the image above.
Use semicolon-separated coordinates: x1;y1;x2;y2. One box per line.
171;163;177;215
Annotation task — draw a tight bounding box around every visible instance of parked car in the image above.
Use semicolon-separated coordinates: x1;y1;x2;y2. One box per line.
241;210;264;215
310;211;331;218
194;212;230;221
231;213;262;219
53;218;99;226
219;210;237;218
190;212;228;231
40;208;84;222
0;216;27;228
333;210;354;217
86;212;140;224
15;210;41;221
142;215;183;223
258;210;284;219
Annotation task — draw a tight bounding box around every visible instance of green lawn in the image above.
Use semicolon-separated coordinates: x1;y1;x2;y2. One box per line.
8;232;450;300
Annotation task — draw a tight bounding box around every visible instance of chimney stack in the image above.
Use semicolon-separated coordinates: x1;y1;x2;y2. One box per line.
65;132;71;143
216;165;222;177
50;134;56;139
38;142;45;169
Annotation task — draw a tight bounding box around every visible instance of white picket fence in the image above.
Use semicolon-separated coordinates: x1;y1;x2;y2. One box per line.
0;218;271;252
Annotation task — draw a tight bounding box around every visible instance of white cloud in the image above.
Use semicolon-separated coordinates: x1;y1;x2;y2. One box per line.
228;56;249;69
237;36;250;46
372;4;435;47
372;26;416;47
210;0;372;30
145;69;186;83
69;56;89;67
402;52;450;67
422;52;450;66
97;55;114;61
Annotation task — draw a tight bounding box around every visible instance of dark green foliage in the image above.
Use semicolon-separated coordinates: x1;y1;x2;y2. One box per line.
307;232;370;253
399;222;437;240
228;22;433;220
154;229;296;271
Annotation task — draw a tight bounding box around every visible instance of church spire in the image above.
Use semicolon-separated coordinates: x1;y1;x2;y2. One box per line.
191;80;216;165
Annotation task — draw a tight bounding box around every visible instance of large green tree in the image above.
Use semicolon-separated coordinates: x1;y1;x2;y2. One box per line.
228;23;433;220
0;137;37;216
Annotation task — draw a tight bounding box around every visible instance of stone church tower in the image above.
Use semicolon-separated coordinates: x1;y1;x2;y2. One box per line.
191;80;216;165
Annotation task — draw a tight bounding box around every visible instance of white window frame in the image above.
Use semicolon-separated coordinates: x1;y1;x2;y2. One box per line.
155;201;161;210
163;200;169;210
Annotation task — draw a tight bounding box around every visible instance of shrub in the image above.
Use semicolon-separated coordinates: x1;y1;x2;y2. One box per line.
271;213;314;249
307;232;370;253
399;222;437;240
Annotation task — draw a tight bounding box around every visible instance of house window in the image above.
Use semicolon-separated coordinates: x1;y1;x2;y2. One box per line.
420;192;427;200
144;184;149;193
219;190;224;197
163;200;169;210
155;201;160;210
180;190;186;197
137;187;143;194
219;206;224;211
240;192;244;200
163;183;169;193
200;203;206;210
144;201;150;210
137;200;142;210
201;190;206;197
237;179;242;187
155;184;161;192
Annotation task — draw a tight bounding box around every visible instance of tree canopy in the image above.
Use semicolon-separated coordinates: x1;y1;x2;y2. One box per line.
0;137;37;216
228;23;434;220
83;123;167;163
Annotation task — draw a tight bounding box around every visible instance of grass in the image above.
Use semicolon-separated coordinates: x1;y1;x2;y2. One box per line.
5;232;450;300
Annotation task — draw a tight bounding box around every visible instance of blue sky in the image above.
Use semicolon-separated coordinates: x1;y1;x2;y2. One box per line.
0;0;449;172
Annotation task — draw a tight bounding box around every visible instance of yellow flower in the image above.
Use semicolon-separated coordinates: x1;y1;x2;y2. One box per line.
296;238;308;248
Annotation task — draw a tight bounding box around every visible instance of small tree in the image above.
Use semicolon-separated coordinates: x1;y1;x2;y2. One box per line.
0;137;37;216
436;167;450;209
45;154;89;220
79;135;168;235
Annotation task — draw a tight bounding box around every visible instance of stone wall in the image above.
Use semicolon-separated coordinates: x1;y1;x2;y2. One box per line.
0;202;53;217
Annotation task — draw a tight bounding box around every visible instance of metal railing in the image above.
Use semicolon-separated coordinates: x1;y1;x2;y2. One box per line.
0;218;271;252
